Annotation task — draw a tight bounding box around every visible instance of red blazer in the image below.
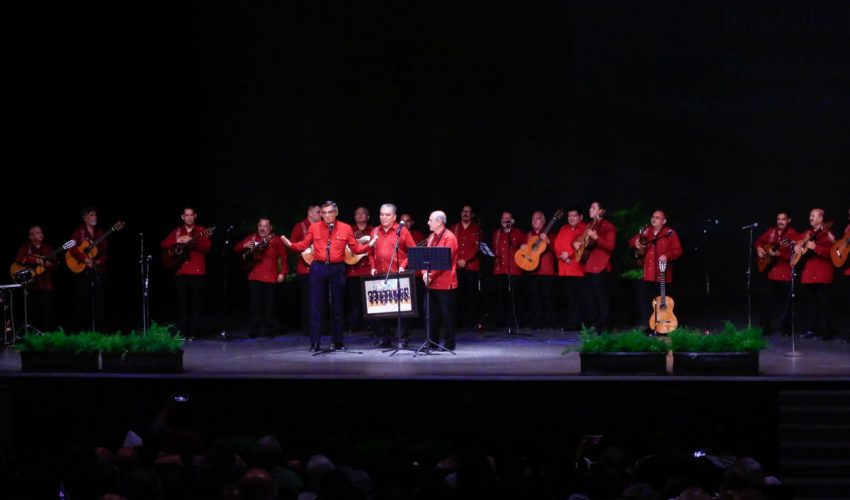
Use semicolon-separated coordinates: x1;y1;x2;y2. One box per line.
492;228;527;276
369;223;417;274
843;223;850;277
289;221;371;264
583;219;616;274
628;226;683;283
15;243;56;291
234;233;288;283
800;227;835;284
450;222;481;272
346;224;375;277
553;223;586;277
160;225;212;276
409;230;426;245
69;225;108;274
425;229;458;290
525;229;556;276
290;218;313;275
755;226;800;282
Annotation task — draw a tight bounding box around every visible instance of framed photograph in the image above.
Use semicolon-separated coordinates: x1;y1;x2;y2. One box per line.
362;271;418;319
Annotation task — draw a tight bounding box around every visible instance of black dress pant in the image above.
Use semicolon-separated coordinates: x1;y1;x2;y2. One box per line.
456;268;480;326
345;277;366;330
493;274;522;328
175;275;204;337
525;275;555;329
759;279;791;334
428;289;456;348
77;271;106;332
27;289;52;332
584;271;611;332
561;276;584;331
804;283;832;338
248;281;279;337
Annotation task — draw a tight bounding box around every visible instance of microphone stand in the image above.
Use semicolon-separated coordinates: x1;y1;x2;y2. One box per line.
745;226;754;328
220;226;233;341
505;229;530;338
784;256;804;357
139;233;151;334
384;226;414;356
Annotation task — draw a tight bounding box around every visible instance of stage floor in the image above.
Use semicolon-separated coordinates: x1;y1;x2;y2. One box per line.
3;328;850;380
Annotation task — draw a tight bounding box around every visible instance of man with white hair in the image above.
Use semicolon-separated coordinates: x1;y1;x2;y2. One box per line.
423;211;459;350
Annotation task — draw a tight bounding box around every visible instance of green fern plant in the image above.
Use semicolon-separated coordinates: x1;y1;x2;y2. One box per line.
669;322;767;353
15;330;103;354
100;322;184;354
573;326;669;353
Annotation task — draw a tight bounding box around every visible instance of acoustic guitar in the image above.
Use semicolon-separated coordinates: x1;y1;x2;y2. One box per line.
575;212;604;265
756;237;793;273
241;233;274;260
791;222;833;267
10;240;76;282
344;229;369;265
831;226;850;268
514;209;564;271
65;221;126;274
649;259;678;334
161;226;216;270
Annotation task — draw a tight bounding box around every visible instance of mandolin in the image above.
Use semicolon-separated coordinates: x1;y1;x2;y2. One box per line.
162;226;216;270
791;221;833;267
649;259;678;334
241;233;274;260
10;240;76;282
65;221;126;274
756;237;793;273
831;227;850;268
575;212;604;265
514;209;564;271
344;229;369;265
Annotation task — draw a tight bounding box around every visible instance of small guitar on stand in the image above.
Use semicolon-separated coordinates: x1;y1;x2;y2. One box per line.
649;259;678;335
162;226;216;270
65;221;126;274
344;229;369;265
831;226;850;268
791;222;833;267
756;237;794;273
514;209;564;272
10;240;77;282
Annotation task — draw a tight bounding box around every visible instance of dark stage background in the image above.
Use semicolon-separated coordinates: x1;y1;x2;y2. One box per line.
6;1;849;333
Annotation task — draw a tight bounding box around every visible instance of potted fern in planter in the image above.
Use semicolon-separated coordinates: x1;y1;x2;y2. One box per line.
669;322;766;376
573;328;669;375
100;323;185;373
16;330;102;372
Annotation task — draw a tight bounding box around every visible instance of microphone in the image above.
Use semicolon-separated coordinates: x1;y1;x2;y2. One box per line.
328;222;335;232
741;223;758;230
146;255;153;262
396;223;402;236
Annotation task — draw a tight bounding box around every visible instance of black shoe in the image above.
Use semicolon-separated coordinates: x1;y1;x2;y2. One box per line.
803;330;816;339
332;343;346;351
444;343;456;351
309;343;320;352
401;338;410;348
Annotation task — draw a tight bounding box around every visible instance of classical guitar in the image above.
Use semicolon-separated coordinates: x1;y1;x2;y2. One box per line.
514;209;564;272
344;229;369;265
575;212;604;265
65;221;126;274
831;226;850;268
756;237;793;273
10;240;76;282
649;259;678;334
162;226;216;270
791;221;833;267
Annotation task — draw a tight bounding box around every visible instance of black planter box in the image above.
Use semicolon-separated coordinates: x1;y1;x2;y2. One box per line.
20;351;100;372
580;352;667;375
672;352;759;376
101;350;184;373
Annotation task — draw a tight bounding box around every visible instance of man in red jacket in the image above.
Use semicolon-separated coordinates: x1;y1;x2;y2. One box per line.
628;210;683;332
290;204;321;335
582;201;617;333
234;217;287;338
423;210;458;350
345;206;374;332
840;208;850;342
553;207;586;332
754;209;799;336
283;201;374;351
450;205;482;328
795;208;835;340
14;225;57;331
161;207;213;339
68;206;109;331
492;211;526;330
523;210;557;329
368;203;418;347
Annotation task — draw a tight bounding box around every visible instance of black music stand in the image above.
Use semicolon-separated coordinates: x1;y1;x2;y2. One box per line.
408;246;456;356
